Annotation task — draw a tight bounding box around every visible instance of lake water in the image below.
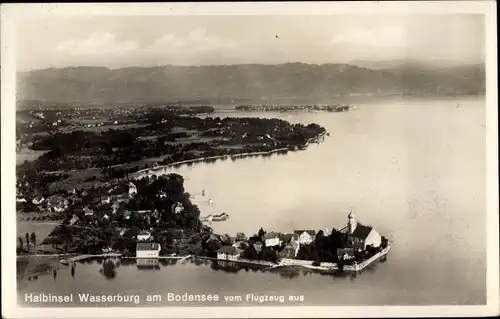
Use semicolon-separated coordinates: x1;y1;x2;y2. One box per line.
17;96;487;306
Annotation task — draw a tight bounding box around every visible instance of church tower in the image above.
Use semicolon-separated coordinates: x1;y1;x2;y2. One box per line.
348;211;357;235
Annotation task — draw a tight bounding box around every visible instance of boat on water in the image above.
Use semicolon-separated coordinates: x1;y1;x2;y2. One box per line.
201;212;230;222
212;213;229;221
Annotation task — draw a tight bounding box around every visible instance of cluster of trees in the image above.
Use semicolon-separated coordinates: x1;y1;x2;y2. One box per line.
18;232;37;253
42;173;205;255
18;111;325;176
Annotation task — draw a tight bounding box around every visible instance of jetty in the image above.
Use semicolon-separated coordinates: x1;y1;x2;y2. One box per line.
60;253;122;265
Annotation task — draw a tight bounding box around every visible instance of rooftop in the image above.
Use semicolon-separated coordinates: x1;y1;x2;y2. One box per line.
294;230;316;236
136;243;161;251
262;232;280;239
217;245;238;254
351;224;373;240
279;233;299;242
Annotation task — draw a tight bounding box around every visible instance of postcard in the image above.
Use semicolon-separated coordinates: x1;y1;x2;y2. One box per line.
1;1;498;318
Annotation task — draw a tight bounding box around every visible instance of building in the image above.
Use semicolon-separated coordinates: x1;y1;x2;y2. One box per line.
293;230;316;245
279;233;299;246
343;212;382;251
136;243;161;258
69;214;79;225
16;197;27;203
32;196;45;205
279;241;300;258
217;245;240;261
253;241;264;253
263;232;281;247
83;206;94;217
336;248;355;261
137;231;152;241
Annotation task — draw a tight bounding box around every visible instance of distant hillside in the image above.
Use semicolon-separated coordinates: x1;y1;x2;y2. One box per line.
16;63;485;105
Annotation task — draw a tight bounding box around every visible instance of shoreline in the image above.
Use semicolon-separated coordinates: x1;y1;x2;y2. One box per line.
132;130;327;176
131;130;327;178
17;244;389;276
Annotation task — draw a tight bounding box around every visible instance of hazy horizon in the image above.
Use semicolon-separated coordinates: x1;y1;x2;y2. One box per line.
16;14;485;71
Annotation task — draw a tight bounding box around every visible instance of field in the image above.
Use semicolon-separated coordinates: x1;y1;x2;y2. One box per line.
16;148;50;165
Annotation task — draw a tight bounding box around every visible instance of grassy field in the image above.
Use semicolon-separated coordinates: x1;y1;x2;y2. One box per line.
17;213;59;249
16;148;49;165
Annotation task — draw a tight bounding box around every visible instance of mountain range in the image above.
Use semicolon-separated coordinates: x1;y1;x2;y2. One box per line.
16;62;485;105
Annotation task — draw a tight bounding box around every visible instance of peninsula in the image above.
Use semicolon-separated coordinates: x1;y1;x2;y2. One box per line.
16;104;326;192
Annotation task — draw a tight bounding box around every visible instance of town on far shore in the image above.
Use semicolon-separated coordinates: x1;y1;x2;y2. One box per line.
17;171;391;275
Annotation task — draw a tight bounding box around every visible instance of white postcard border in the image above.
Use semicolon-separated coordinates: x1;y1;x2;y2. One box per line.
1;1;498;318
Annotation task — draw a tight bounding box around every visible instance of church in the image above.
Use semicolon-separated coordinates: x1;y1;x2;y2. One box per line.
340;211;382;251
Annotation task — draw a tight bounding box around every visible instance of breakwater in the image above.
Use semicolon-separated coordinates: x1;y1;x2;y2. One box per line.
279;246;391;272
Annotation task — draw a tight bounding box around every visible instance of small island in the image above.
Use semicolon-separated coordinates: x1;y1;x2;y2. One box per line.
235;104;352;112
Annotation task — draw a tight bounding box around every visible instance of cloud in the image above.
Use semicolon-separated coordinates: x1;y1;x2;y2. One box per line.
147;28;237;53
330;26;407;48
54;33;139;56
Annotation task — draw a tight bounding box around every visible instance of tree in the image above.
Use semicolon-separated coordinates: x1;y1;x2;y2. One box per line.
235;232;247;242
30;232;37;248
18;237;24;251
257;227;266;238
25;233;30;252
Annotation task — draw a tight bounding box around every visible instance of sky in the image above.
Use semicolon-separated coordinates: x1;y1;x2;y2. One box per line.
15;15;485;71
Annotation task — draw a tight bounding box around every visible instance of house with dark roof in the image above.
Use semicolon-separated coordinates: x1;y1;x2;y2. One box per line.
136;242;161;258
293;230;316;245
279;233;299;245
263;231;281;247
253;241;264;253
343;212;382;251
217;245;240;261
279;240;300;258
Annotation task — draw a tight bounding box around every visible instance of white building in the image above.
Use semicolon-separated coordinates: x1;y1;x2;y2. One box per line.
136;243;161;258
293;230;316;245
137;231;152;241
32;196;45;205
69;214;79;225
83;206;94;217
263;232;281;247
217;245;240;261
